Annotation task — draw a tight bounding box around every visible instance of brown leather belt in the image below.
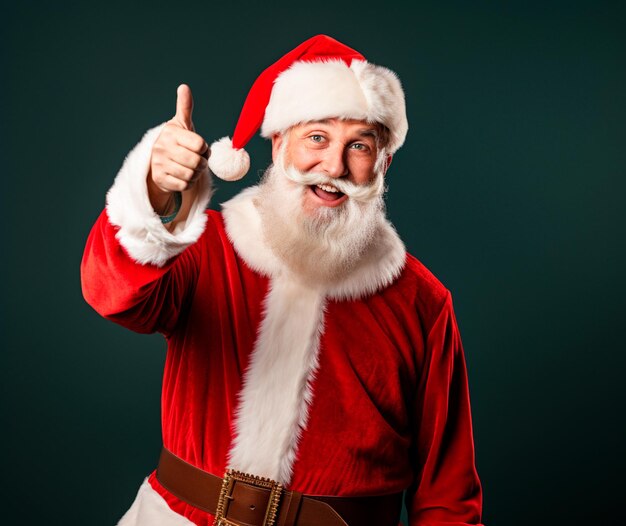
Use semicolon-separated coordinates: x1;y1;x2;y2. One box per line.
156;447;402;526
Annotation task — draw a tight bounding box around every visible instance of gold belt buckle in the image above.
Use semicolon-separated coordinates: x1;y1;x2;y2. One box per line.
213;469;284;526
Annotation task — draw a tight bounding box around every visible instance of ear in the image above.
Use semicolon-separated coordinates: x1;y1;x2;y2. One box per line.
384;154;393;175
271;133;284;163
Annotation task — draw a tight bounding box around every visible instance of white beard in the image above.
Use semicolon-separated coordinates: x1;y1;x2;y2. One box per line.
254;146;389;287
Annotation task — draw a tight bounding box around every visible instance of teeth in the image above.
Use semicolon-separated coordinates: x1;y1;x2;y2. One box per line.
316;183;339;193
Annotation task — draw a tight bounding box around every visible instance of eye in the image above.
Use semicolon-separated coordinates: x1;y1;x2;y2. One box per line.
350;143;368;151
309;134;325;143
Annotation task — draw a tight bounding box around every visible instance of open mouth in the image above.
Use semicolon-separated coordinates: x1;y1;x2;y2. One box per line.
310;183;345;202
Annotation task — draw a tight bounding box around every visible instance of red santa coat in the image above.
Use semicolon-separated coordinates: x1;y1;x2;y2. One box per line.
81;125;483;526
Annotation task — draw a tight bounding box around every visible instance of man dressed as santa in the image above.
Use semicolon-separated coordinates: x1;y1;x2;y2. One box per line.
81;35;483;526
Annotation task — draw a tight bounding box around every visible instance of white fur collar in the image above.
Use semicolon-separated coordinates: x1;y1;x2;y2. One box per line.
221;186;406;301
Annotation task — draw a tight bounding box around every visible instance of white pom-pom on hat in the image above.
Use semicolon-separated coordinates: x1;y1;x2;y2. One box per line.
208;137;250;181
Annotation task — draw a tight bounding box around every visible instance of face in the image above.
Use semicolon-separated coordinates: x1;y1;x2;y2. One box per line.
271;118;387;214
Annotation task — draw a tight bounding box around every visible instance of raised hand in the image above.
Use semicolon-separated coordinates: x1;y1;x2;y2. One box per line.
148;84;209;214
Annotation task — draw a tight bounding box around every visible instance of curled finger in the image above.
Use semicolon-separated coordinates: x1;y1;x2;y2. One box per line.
161;173;189;193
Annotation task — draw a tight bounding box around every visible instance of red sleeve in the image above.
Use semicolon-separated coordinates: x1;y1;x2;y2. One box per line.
80;209;200;337
407;291;484;526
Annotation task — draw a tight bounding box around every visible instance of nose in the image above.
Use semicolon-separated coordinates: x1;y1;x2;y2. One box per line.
320;144;348;179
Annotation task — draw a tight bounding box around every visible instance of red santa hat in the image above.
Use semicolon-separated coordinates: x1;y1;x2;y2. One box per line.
208;34;409;181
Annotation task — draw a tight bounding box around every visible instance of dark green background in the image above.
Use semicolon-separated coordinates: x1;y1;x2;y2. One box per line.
2;1;624;524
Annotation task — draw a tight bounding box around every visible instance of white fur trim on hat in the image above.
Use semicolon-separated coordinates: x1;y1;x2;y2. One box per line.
208;136;250;181
261;60;408;153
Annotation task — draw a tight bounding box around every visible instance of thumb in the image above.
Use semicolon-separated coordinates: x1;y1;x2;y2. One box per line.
173;83;194;131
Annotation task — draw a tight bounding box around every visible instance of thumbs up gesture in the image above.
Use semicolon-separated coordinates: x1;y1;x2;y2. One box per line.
148;84;209;213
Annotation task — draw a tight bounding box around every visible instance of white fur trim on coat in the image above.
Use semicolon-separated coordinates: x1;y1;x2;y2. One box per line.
227;275;326;483
116;478;194;526
261;60;408;154
106;124;214;267
221;186;405;484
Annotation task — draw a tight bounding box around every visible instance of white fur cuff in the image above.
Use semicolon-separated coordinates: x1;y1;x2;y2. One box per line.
105;123;213;267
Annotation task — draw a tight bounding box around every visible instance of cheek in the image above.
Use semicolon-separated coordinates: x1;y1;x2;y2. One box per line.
288;144;322;172
349;157;377;184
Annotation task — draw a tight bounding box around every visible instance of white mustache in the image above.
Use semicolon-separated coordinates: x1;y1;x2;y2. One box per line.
275;156;385;204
